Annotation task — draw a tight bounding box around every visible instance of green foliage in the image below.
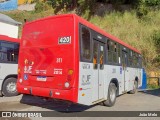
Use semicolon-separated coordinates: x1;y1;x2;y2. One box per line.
145;0;160;6
109;0;126;4
147;84;160;89
136;0;149;18
137;0;160;15
49;0;72;9
47;0;74;13
152;30;160;47
35;1;51;12
97;0;137;4
151;30;160;64
43;0;160;18
46;0;96;19
77;0;96;19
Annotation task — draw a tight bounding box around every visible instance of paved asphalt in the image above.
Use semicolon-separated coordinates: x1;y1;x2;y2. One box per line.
0;89;160;120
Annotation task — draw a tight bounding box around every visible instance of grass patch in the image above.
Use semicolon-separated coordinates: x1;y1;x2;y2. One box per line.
147;84;160;89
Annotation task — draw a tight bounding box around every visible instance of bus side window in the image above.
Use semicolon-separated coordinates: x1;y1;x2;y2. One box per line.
113;43;118;64
93;42;98;69
13;44;19;62
118;44;121;65
0;41;19;63
0;41;6;61
81;26;91;61
100;45;104;70
107;40;112;63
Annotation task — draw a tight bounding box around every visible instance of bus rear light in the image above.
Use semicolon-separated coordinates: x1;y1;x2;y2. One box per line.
67;75;72;81
19;79;23;83
67;69;73;81
18;68;20;74
79;88;82;90
64;82;70;88
68;69;73;75
18;68;21;78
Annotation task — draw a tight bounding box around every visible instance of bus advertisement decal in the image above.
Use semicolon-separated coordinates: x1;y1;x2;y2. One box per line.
24;66;32;73
82;75;91;85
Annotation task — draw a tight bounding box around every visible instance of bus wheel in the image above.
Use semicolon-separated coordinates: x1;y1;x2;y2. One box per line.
129;81;138;94
103;83;117;107
2;78;18;97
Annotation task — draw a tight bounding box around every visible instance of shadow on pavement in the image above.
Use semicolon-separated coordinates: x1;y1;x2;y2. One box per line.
20;94;96;112
139;88;160;97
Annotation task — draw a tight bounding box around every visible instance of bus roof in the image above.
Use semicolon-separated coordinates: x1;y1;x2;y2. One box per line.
0;35;20;43
24;14;141;54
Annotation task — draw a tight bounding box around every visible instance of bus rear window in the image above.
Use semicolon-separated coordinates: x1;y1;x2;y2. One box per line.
80;26;91;61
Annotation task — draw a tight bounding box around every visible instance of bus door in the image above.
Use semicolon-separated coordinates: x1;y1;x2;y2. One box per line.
122;50;129;92
92;40;105;102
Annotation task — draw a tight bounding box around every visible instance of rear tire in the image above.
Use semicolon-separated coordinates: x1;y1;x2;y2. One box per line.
2;77;18;97
103;83;117;107
129;81;138;94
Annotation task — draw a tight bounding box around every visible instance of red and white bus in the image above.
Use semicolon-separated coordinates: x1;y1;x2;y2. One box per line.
0;35;20;96
17;14;142;106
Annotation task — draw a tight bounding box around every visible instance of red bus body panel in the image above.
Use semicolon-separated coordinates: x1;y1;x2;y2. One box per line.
17;15;79;103
0;35;20;43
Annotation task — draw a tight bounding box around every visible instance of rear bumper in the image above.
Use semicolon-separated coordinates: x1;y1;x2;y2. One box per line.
17;83;77;103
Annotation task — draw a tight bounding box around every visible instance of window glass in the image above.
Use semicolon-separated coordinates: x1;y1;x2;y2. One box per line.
118;44;121;64
113;43;118;63
81;26;91;61
122;51;125;65
135;53;139;68
0;41;19;63
107;40;112;63
132;52;136;67
93;42;98;69
128;50;132;67
107;40;118;64
110;41;114;51
100;45;104;70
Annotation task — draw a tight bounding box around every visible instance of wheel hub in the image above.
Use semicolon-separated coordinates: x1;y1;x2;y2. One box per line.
6;82;17;93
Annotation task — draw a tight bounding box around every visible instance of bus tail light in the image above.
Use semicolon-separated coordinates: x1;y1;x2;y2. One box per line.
18;68;20;74
19;78;23;83
18;68;21;79
68;69;73;75
67;75;72;81
67;69;73;81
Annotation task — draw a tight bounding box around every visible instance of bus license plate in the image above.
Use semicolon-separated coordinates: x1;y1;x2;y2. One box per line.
37;76;46;81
